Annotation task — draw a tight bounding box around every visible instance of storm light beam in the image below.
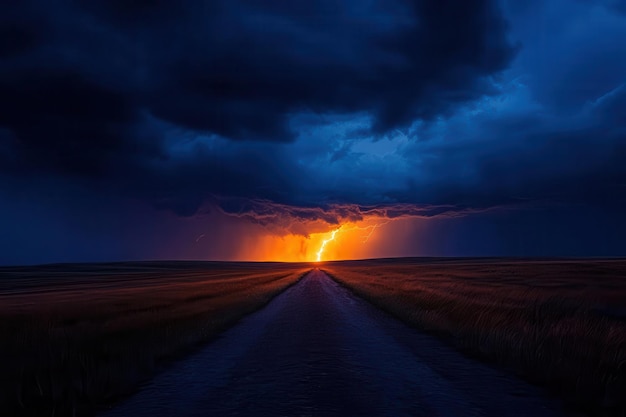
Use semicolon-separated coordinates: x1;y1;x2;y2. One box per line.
316;228;340;262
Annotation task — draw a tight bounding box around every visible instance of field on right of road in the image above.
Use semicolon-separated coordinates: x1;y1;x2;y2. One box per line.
324;258;626;416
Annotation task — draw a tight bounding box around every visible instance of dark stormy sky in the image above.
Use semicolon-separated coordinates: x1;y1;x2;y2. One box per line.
1;0;626;264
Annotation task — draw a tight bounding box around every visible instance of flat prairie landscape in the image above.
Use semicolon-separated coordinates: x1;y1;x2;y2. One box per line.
325;258;626;416
0;261;309;416
4;0;626;415
1;258;625;417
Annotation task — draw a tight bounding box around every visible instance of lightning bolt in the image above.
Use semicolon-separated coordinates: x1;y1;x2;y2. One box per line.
314;220;390;262
316;228;340;262
340;220;390;243
357;220;390;243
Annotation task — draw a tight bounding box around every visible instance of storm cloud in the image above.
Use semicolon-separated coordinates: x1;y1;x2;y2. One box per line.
0;0;516;206
1;0;626;263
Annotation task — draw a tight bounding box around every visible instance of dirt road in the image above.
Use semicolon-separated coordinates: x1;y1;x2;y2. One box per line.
101;269;564;417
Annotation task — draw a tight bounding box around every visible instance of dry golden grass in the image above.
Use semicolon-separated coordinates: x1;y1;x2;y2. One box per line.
0;261;310;416
324;258;626;416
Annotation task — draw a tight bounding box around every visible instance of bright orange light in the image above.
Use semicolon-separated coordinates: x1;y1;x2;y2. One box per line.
234;219;393;262
311;220;391;262
316;227;340;262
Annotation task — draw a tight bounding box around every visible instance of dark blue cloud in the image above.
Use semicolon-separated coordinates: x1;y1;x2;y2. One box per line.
1;0;626;263
0;0;519;211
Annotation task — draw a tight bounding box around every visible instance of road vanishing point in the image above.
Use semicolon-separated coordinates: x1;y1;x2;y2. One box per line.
102;269;564;417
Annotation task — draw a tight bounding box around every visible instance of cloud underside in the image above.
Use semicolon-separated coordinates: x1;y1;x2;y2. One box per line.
214;198;505;235
0;0;625;230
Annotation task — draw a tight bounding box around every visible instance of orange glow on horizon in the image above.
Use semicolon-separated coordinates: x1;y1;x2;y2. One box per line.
235;219;393;262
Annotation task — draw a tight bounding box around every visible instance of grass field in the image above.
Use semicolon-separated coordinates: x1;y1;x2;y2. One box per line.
324;258;626;416
4;258;625;416
0;261;309;416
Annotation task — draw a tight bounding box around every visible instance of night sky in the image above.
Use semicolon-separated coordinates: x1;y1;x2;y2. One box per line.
1;0;626;264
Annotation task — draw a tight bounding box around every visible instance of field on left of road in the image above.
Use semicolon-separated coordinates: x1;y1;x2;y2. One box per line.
0;261;310;417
